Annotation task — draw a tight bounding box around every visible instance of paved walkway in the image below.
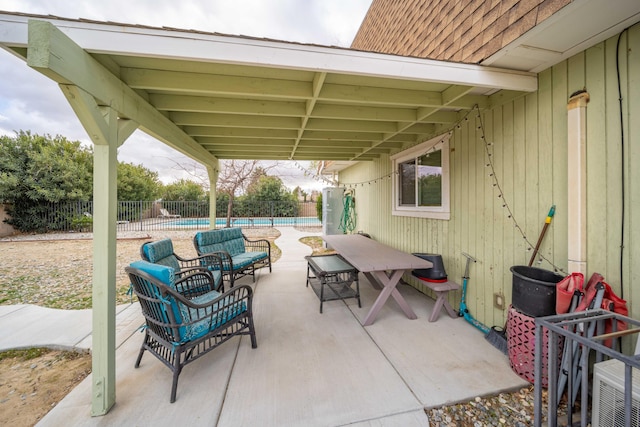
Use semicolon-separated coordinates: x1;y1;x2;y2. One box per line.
1;228;527;426
0;304;136;352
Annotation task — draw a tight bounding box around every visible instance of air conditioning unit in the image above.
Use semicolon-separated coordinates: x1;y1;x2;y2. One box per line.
592;359;640;427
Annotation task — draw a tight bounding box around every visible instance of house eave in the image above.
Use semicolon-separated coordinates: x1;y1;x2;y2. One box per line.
483;0;640;73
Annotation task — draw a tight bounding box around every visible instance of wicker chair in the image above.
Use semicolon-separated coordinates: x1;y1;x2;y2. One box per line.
126;260;257;403
141;238;225;292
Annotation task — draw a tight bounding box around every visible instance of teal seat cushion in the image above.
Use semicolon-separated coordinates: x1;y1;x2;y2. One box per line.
230;252;266;270
246;251;268;263
212;253;263;272
178;291;247;342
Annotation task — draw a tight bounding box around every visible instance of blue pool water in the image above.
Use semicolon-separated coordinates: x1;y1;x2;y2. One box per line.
167;217;321;227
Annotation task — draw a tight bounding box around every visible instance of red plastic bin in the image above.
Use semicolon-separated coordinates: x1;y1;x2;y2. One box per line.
507;305;563;388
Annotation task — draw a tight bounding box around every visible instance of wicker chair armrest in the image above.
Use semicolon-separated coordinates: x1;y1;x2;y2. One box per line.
175;283;252;308
205;250;231;262
171;252;217;269
174;268;218;297
194;253;224;272
204;250;234;271
242;235;271;254
173;252;202;268
175;266;208;277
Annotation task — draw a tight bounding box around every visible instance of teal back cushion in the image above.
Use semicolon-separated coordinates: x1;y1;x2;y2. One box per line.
195;228;246;256
129;260;184;338
130;260;175;287
142;239;181;271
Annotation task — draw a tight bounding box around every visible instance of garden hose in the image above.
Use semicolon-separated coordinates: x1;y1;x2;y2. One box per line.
339;191;356;233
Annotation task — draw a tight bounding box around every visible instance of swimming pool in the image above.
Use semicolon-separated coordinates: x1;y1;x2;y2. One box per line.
167;217;321;227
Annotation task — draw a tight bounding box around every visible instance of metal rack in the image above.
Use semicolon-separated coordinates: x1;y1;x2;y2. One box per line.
534;310;640;427
305;254;360;313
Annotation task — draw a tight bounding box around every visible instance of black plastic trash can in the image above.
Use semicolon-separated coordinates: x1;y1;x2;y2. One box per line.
510;265;564;317
412;253;447;282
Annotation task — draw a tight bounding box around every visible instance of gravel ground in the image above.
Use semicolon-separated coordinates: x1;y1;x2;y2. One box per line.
0;228;281;309
425;385;573;426
0;228;575;425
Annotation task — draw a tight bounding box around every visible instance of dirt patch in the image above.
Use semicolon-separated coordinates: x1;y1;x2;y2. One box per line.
0;348;91;427
298;236;334;256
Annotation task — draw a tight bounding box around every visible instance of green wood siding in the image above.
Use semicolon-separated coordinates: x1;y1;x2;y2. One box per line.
339;27;640;328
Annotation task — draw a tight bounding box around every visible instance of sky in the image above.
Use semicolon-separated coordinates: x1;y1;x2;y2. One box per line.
0;0;373;191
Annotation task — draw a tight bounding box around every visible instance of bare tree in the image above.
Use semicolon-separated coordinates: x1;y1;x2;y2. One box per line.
219;160;284;227
166;158;279;226
167;160;210;191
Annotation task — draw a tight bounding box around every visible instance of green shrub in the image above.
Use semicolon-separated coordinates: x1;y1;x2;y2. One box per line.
316;194;323;221
71;214;93;231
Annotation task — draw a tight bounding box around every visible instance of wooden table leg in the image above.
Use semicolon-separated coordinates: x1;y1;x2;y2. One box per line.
363;272;383;290
362;270;417;326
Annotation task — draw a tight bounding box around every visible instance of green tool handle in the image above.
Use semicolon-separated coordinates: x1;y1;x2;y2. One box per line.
546;205;556;223
529;205;556;266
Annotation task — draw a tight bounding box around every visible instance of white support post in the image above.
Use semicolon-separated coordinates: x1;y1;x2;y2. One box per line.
61;85;139;415
207;163;219;229
91;106;118;415
567;91;589;275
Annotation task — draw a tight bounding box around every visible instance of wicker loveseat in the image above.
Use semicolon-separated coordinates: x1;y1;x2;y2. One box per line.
126;260;257;403
193;227;271;287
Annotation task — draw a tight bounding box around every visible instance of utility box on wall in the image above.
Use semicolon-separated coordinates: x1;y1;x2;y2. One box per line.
322;187;344;237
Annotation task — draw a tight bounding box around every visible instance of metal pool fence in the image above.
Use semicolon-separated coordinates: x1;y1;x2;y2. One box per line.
15;200;321;233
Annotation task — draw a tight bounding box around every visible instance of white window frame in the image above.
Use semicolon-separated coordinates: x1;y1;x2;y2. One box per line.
390;133;450;220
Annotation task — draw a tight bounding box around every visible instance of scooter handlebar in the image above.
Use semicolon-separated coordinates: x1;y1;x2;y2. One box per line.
461;252;477;263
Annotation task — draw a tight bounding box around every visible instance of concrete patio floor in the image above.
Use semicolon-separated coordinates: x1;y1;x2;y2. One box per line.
37;227;527;426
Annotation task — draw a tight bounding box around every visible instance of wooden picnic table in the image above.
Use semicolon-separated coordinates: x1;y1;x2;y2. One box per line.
322;234;433;326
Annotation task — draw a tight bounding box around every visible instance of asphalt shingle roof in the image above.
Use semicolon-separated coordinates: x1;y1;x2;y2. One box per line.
351;0;573;63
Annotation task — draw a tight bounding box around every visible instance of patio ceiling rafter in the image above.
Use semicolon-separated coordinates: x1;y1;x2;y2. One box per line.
0;12;537;165
289;71;327;159
24;19;219;171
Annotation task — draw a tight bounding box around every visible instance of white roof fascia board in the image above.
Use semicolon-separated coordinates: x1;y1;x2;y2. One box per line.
0;12;537;93
483;0;640;73
0;14;29;58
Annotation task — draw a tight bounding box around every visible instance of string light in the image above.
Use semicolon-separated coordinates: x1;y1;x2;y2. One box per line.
333;171;399;189
295;105;564;274
292;161;336;186
473;104;565;274
293;161;399;189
